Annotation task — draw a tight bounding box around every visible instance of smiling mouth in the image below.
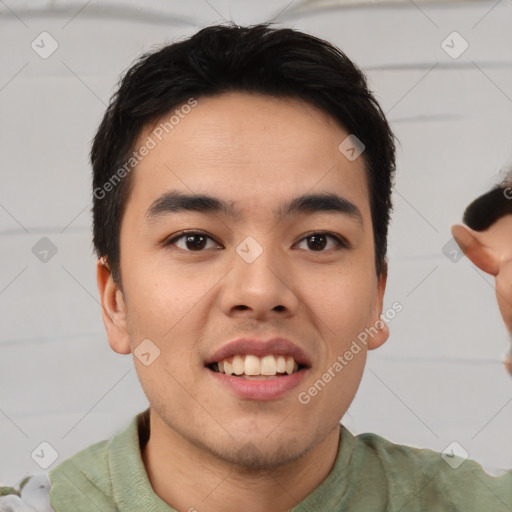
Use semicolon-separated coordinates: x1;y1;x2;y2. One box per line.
207;354;305;379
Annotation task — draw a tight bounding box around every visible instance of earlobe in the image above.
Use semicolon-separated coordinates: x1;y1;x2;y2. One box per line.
451;224;499;275
96;258;131;355
368;321;389;350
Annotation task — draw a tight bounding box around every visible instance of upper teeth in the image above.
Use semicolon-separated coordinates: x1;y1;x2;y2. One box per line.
216;354;299;376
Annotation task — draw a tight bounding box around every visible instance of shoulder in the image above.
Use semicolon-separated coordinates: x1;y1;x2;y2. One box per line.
48;410;145;510
48;438;115;508
50;438;111;479
348;428;445;467
349;428;512;506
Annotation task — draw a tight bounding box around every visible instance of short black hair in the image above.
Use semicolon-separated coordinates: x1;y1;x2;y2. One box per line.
91;23;396;284
463;170;512;231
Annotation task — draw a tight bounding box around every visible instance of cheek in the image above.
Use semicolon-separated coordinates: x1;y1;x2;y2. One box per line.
307;266;377;336
122;250;215;332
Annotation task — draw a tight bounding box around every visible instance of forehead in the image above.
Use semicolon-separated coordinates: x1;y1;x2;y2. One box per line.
126;92;371;221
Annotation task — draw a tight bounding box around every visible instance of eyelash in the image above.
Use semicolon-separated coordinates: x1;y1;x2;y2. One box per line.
163;230;349;252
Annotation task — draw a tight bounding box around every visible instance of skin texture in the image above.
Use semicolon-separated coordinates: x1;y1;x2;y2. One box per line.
452;215;512;375
97;92;389;512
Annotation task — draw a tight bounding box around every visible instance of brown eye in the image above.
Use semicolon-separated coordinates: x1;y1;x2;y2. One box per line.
296;232;347;251
165;231;221;251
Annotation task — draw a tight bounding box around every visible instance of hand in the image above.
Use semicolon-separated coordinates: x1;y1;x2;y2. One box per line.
503;349;512;377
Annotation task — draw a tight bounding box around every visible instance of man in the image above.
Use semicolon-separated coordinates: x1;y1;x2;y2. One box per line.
451;174;512;375
2;23;512;512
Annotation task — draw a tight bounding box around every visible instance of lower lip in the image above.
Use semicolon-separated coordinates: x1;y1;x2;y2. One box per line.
207;368;308;401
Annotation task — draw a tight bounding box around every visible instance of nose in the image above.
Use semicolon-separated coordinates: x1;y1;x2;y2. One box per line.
220;237;300;321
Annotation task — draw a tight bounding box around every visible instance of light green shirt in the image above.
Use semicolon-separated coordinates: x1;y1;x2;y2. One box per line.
45;408;512;511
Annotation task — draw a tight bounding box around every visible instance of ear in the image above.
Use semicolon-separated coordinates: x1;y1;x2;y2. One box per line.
368;262;390;351
451;224;500;276
96;258;131;354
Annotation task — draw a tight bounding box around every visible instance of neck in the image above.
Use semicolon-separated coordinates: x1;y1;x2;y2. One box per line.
141;410;341;512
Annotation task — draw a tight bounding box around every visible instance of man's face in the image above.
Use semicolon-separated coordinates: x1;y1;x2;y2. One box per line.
100;92;388;468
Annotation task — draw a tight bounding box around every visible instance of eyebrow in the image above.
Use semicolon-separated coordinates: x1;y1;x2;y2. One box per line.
145;190;363;225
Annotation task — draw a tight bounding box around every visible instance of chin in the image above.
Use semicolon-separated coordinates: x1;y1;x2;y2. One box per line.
216;439;308;471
